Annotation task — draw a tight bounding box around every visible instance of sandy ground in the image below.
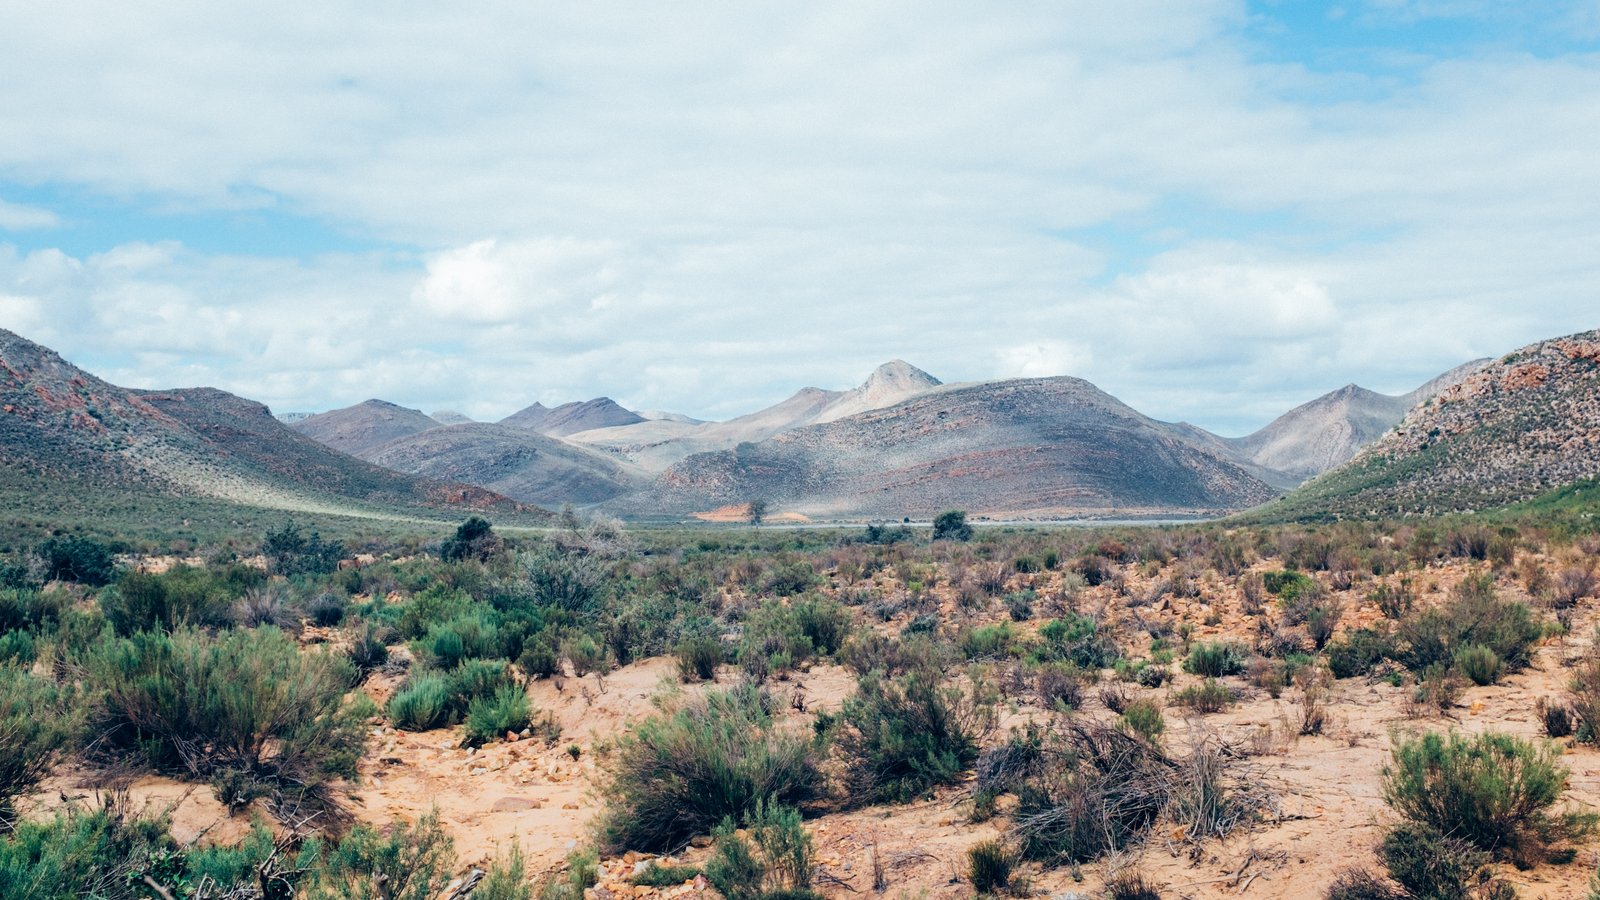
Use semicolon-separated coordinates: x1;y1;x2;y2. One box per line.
22;552;1600;898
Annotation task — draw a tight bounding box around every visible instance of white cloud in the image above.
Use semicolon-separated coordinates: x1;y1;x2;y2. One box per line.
0;3;1597;433
0;198;58;231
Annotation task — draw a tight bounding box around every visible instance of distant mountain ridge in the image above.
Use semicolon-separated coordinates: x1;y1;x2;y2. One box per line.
608;376;1279;520
293;399;441;455
1259;330;1600;519
0;328;528;522
501;397;644;436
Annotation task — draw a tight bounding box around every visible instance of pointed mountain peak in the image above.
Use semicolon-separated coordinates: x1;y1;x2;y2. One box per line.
861;360;941;391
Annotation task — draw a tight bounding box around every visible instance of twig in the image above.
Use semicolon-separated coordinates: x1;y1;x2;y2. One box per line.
141;876;178;900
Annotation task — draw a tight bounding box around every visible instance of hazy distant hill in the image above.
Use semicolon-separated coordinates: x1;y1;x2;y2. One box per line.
363;422;644;506
611;376;1278;520
501;397;645;437
570;360;942;471
1258;329;1600;519
292;399;442;455
430;410;475;425
1222;360;1486;484
0;329;529;526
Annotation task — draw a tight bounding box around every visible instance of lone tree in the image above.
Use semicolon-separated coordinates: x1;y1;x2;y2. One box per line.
932;509;973;542
747;498;769;526
442;516;502;562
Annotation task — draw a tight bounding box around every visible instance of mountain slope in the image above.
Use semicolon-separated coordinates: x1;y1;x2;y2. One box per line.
363;423;644;507
0;329;529;526
292;400;442;455
611;376;1278;520
1225;360;1489;483
501;398;644;437
1257;329;1600;520
568;361;941;471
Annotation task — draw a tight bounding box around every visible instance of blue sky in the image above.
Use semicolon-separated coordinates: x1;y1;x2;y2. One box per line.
1;0;1597;435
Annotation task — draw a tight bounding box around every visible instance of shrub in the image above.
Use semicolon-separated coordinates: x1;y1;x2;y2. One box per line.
1326;628;1396;679
389;675;453;731
1379;823;1507;900
1323;868;1404;900
442;516;502;562
1538;697;1574;739
1263;570;1316;599
475;844;535;900
1453;644;1503;686
465;685;533;746
966;840;1013;893
1039;613;1120;669
1171;679;1236;714
1119;698;1165;744
37;535;117;586
1184;642;1246;677
702;801;817;900
82;626;372;804
349;622;391;674
307;592;347;627
961;623;1017;661
101;566;233;634
1569;653;1600;743
835;671;988;805
1035;661;1085;710
632;863;704;887
676;634;723;682
932;510;973;542
419;611;503;669
0;665;79;813
1012;723;1172;863
1104;871;1164;900
1397;574;1541;673
597;685;824;852
0;801;183;898
262;521;344;577
307;810;456;900
1382;729;1593;866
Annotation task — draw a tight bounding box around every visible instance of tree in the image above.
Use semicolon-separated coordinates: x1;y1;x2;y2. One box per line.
746;499;769;526
442;516;502;562
932;509;972;542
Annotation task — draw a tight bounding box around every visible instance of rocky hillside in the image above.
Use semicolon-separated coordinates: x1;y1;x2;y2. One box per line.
363;423;644;507
569;360;941;471
1223;361;1487;484
1260;329;1600;519
292;399;442;455
0;329;528;521
501;397;644;437
611;376;1279;520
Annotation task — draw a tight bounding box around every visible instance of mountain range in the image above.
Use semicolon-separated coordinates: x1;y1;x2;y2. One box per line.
6;323;1593;527
0;328;532;537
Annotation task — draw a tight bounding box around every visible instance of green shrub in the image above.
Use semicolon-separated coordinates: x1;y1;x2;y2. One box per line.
1263;570;1316;599
0;665;79;813
1327;628;1396;679
442;516;502;563
37;535;117;586
474;843;534;900
1397;574;1541;673
81;626;371;803
102;566;234;634
676;634;724;682
1382;729;1594;867
1171;679;1235;714
419;611;503;668
705;801;817;900
1184;642;1246;677
307;810;456;900
836;671;988;805
1119;698;1165;743
389;675;453;731
465;685;533;746
966;839;1013;893
961;622;1017;660
262;520;344;577
349;622;391;673
932;510;973;542
631;863;704;887
0;801;182;899
597;684;824;852
1038;613;1119;669
1453;644;1504;686
0;631;34;666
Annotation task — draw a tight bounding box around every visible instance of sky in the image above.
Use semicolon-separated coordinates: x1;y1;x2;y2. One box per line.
0;1;1597;436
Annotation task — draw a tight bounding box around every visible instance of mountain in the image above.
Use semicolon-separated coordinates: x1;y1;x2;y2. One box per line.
568;360;942;471
501;397;645;437
291;400;442;455
1223;361;1489;484
609;376;1278;520
362;423;644;507
430;410;475;425
1258;329;1600;520
0;329;529;529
